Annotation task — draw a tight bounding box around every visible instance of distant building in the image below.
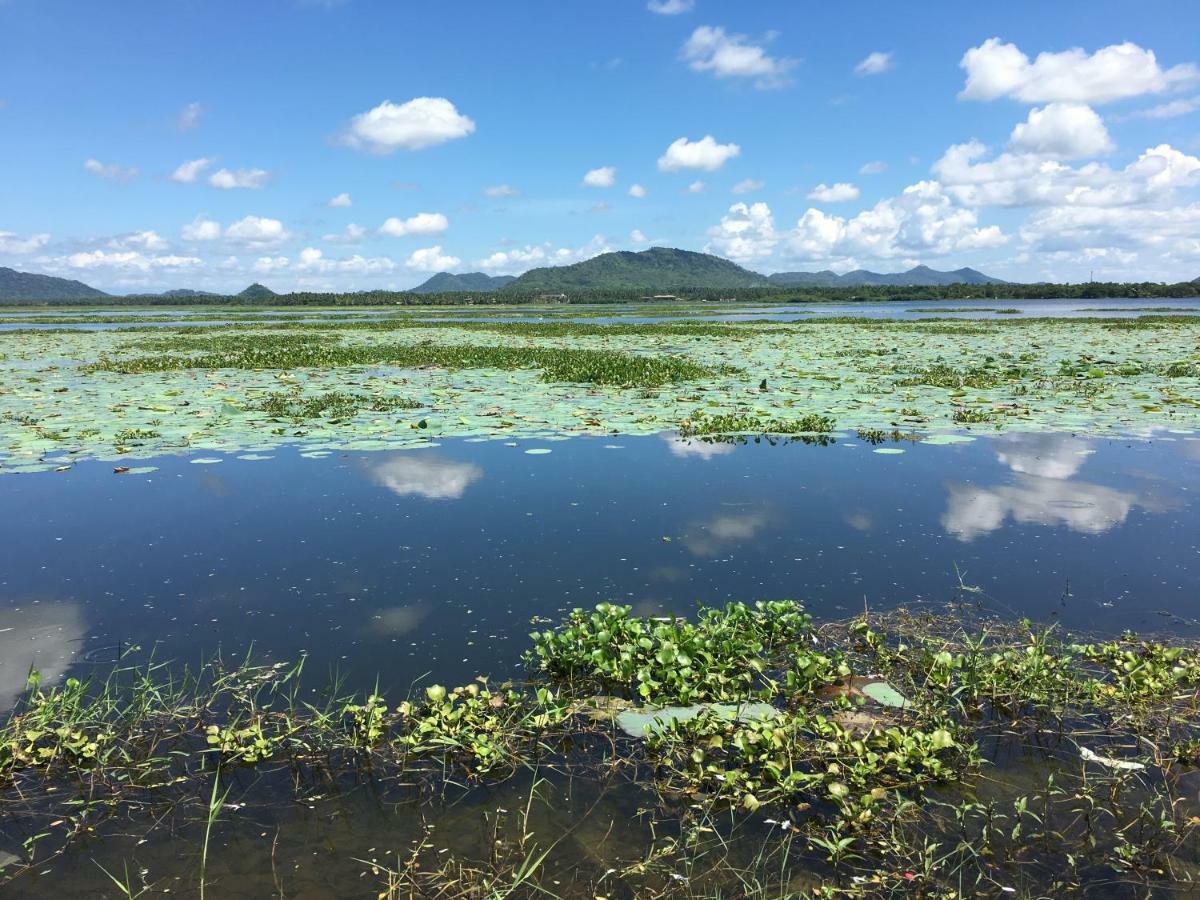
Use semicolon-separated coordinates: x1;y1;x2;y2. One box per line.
538;293;568;302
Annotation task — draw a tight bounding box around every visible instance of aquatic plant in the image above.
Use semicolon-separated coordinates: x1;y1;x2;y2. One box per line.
678;409;836;437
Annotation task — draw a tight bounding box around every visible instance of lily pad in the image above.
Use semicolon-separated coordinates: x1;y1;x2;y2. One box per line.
616;701;779;738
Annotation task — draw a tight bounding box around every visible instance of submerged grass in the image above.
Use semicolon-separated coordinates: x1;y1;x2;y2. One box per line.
2;600;1198;896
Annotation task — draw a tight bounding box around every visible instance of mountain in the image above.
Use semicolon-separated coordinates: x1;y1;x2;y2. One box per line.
0;267;108;301
504;247;771;293
157;288;221;298
237;283;277;300
768;265;1007;287
411;272;517;294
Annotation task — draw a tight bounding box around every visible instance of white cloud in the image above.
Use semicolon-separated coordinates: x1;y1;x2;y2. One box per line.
582;166;617;188
322;223;366;243
65;250;201;270
786;181;1008;261
253;256;289;273
343;97;475;153
859;160;888;175
663;435;736;459
296;246;395;274
171;157;213;183
475;235;611;275
112;230;168;251
705;201;777;263
484;184;519;198
855;51;893;76
406;245;462;271
225;215;290;245
807;182;860;202
83;158;136;181
369;456;483;500
378;212;449;237
647;0;692;13
943;476;1138;541
209;167;270;189
630;229;649;244
181;217;222;241
933;141;1200;208
687;180;706;193
1008;102;1112;158
177;102;202;131
959;37;1200;104
658;135;741;172
628;183;647;198
682;25;796;88
1122;95;1200;120
328;192;352;207
732;178;764;194
0;232;50;254
1017;203;1200;256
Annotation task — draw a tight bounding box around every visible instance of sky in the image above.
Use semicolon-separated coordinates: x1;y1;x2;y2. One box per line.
2;0;1200;293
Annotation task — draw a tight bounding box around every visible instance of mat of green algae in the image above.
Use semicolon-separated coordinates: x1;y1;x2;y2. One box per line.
1;315;1197;473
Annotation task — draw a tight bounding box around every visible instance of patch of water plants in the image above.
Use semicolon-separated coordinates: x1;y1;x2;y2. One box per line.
2;600;1198;897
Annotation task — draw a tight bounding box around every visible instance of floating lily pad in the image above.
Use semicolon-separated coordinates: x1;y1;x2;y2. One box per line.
524;448;552;455
616;702;779;738
873;448;905;455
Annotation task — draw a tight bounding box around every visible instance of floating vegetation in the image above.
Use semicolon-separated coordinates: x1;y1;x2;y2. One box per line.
2;602;1198;896
249;390;422;421
1;311;1198;468
678;409;836;437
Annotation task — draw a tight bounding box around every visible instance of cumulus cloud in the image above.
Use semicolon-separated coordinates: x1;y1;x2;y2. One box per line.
582;166;617;188
855;51;893;76
687;180;706;193
959;38;1200;104
628;183;647;198
83;158;137;181
406;245;461;271
732;178;764;194
177;102;202;131
682;25;796;88
181;217;222;241
378;212;449;237
1008;103;1112;158
658;135;741;172
859;160;888;175
111;230;168;252
943;476;1139;541
171;157;213;183
786;181;1008;261
322;223;366;243
807;182;860;202
630;229;649;244
253;256;289;273
647;0;692;13
663;434;736;459
65;250;201;271
296;246;395;274
933;141;1200;208
1121;95;1200;120
225;215;290;245
209;167;270;189
475;235;611;275
484;184;519;198
369;456;483;500
0;231;50;254
328;192;352;207
343;97;475;153
705;201;777;263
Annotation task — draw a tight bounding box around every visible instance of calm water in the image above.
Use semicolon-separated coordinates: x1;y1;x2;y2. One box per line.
3;430;1198;709
1;297;1198;330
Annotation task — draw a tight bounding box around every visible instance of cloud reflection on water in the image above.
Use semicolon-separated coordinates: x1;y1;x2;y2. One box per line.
369;454;483;500
0;601;86;712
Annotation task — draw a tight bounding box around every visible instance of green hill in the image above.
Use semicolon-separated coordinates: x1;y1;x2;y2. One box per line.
237;283;277;300
411;272;517;294
0;267;109;301
504;247;770;293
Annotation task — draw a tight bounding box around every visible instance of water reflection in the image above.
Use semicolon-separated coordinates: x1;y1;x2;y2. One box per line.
0;601;86;711
683;508;772;556
943;433;1141;541
368;454;483;500
661;434;736;460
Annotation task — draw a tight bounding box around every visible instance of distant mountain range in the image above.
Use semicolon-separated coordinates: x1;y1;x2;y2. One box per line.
768;265;1007;287
411;272;517;294
503;247;770;292
0;266;109;300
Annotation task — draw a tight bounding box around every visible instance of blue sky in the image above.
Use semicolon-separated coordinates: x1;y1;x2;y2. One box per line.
2;0;1199;292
